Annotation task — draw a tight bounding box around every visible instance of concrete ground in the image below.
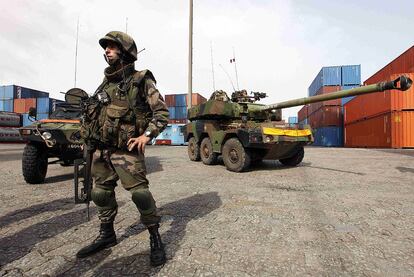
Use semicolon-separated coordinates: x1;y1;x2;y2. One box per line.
0;143;413;276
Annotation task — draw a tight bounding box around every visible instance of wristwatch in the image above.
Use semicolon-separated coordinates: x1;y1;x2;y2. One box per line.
144;130;152;138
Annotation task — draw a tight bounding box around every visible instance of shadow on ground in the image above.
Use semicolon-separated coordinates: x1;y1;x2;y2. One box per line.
58;192;222;276
301;162;365;175
396;166;414;174
44;173;75;184
0;152;22;162
145;156;164;175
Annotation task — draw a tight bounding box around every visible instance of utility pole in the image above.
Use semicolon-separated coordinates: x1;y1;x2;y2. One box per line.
188;0;193;109
125;17;128;34
74;17;79;88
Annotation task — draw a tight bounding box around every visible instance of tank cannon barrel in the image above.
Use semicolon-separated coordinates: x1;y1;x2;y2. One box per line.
264;75;412;111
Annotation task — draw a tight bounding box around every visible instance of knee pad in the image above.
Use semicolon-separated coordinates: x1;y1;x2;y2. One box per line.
130;187;154;213
91;187;116;208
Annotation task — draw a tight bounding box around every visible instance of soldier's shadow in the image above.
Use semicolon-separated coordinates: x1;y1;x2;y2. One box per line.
88;192;222;276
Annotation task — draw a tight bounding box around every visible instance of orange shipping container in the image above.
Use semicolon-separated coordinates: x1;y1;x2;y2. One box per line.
344;73;414;125
298;105;309;122
365;46;414;85
165;94;175;107
308;86;341;115
309;106;343;129
186;93;207;106
13;98;36;113
344;111;414;148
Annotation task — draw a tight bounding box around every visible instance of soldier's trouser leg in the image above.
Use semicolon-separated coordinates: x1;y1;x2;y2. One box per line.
91;150;119;222
110;150;160;226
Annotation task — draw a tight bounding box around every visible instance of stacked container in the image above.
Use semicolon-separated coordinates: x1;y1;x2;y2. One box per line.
164;93;206;124
154;124;186;145
0;112;22;142
303;65;361;146
344;68;414;148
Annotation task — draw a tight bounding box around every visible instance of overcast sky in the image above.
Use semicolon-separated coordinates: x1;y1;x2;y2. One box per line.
1;0;413;118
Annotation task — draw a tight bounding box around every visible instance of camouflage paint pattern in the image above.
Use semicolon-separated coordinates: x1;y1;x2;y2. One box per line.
99;31;138;61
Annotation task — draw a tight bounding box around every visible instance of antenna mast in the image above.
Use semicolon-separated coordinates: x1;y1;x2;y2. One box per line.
74;17;79;87
125;17;128;34
232;47;240;90
219;64;236;92
210;41;216;91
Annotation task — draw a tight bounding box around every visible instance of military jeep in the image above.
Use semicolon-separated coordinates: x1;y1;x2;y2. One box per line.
19;90;84;184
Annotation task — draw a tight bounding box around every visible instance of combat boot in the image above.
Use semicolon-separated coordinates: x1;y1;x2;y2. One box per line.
76;222;117;258
148;224;166;266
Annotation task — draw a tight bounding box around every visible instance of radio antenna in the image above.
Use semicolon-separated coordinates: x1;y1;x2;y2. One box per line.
219;64;236;92
210;41;216;91
231;47;240;90
74;17;79;87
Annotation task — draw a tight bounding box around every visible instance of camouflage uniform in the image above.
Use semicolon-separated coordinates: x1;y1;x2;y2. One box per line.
77;31;168;266
91;62;169;226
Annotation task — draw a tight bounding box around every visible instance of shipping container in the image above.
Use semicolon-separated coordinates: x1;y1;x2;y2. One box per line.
174;106;187;119
0;112;21;127
49;98;65;114
14;98;36;114
168;107;176;119
0;99;14;112
155;124;186;145
312;126;343;147
1;86;14;99
309;106;343;128
0;127;23;142
364;46;414;85
298;105;309;122
344;72;414;125
186;93;207;106
14;86;49;99
36;97;50;114
168;119;187;124
154;139;171;145
36;113;48;120
308;66;342;96
288;116;298;124
341;65;361;85
299;118;309;125
22;113;35;126
344;111;414;148
175;94;186;106
340;85;360;106
165;94;175;107
308;86;341;115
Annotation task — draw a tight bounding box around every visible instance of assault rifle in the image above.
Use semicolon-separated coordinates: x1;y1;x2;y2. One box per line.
65;88;108;220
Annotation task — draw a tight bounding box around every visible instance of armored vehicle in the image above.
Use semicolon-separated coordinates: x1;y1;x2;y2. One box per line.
19;89;85;184
184;76;412;172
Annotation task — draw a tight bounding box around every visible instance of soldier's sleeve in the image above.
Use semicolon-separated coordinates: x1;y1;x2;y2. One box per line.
143;78;169;137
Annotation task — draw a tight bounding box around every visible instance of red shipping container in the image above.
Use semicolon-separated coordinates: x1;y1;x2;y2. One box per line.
298;105;309;122
165;94;175;107
155;139;171;145
309;106;343;128
308;86;341;115
13;98;36;113
168;119;187;124
365;46;414;85
344;72;414;125
344;110;414;148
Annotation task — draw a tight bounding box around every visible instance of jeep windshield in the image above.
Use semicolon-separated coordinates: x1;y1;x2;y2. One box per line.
50;104;81;119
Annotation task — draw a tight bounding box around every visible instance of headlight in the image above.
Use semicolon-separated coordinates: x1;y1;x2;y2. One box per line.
264;135;273;143
42;132;52;140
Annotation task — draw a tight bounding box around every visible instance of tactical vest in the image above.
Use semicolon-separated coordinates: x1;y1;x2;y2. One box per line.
97;70;154;149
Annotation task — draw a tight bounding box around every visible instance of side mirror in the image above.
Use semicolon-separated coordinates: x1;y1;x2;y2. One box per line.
28;107;37;119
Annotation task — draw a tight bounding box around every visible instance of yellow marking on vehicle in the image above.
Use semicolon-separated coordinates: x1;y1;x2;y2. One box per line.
262;127;312;137
39;119;80;124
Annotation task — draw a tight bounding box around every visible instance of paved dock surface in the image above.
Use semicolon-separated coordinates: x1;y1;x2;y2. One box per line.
0;144;413;276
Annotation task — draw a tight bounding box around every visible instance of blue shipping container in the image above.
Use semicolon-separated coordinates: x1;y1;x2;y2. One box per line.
299;119;309;125
37;97;50;113
175;94;186;107
174;106;187;119
312;127;343;147
22;113;36;126
1;86;14;99
0;99;14;112
288;116;298;124
308;66;342;96
15;86;49;99
36;113;48;120
155;124;186;145
340;85;360;106
168;107;176;119
341;65;361;86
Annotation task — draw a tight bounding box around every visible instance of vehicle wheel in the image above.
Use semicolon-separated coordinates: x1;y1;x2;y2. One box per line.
279;146;304;166
188;137;201;161
22;143;48;184
200;137;218;165
222;138;251;172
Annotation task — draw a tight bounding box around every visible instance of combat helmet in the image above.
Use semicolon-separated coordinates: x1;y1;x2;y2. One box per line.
99;31;137;62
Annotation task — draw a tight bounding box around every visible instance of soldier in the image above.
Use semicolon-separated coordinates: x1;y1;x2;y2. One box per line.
76;31;169;267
